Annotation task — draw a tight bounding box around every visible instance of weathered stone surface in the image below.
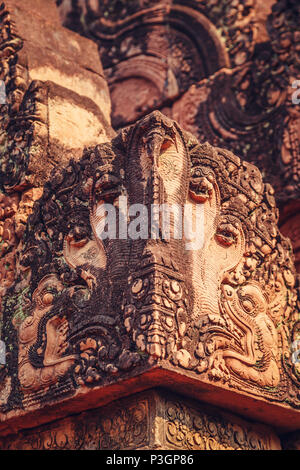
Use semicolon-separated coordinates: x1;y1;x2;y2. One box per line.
281;430;300;450
0;111;299;436
279;201;300;273
0;389;282;450
0;0;113;192
58;0;300;269
0;0;113;341
59;0;229;128
0;0;298;449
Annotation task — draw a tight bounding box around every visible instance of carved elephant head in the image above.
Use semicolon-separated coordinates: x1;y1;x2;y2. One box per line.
3;111;299;406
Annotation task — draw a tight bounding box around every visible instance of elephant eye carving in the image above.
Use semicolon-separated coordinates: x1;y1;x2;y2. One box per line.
32;277;62;310
36;288;57;309
160;137;176;152
215;222;240;247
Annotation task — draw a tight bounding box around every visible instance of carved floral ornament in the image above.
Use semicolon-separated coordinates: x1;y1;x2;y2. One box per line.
1;111;299;412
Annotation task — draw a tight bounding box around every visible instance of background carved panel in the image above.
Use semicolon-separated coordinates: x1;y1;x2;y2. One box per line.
0;389;281;450
57;0;300;270
163;398;280;450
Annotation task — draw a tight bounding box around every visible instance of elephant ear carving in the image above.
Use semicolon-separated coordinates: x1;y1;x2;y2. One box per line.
182;142;299;402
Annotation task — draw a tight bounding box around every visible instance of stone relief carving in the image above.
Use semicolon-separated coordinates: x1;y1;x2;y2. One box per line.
280;203;300;273
0;2;33;192
0;193;19;307
0;0;113;194
16;274;76;394
172;0;300;203
0;0;114;402
0;390;280;450
58;0;300;201
57;0;300;277
164;399;279;451
0;110;299;413
0;188;43;349
58;0;229;128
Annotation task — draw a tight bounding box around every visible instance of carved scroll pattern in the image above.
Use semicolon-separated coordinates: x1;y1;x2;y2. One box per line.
75;399;149;450
164;400;279;450
0;398;149;450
